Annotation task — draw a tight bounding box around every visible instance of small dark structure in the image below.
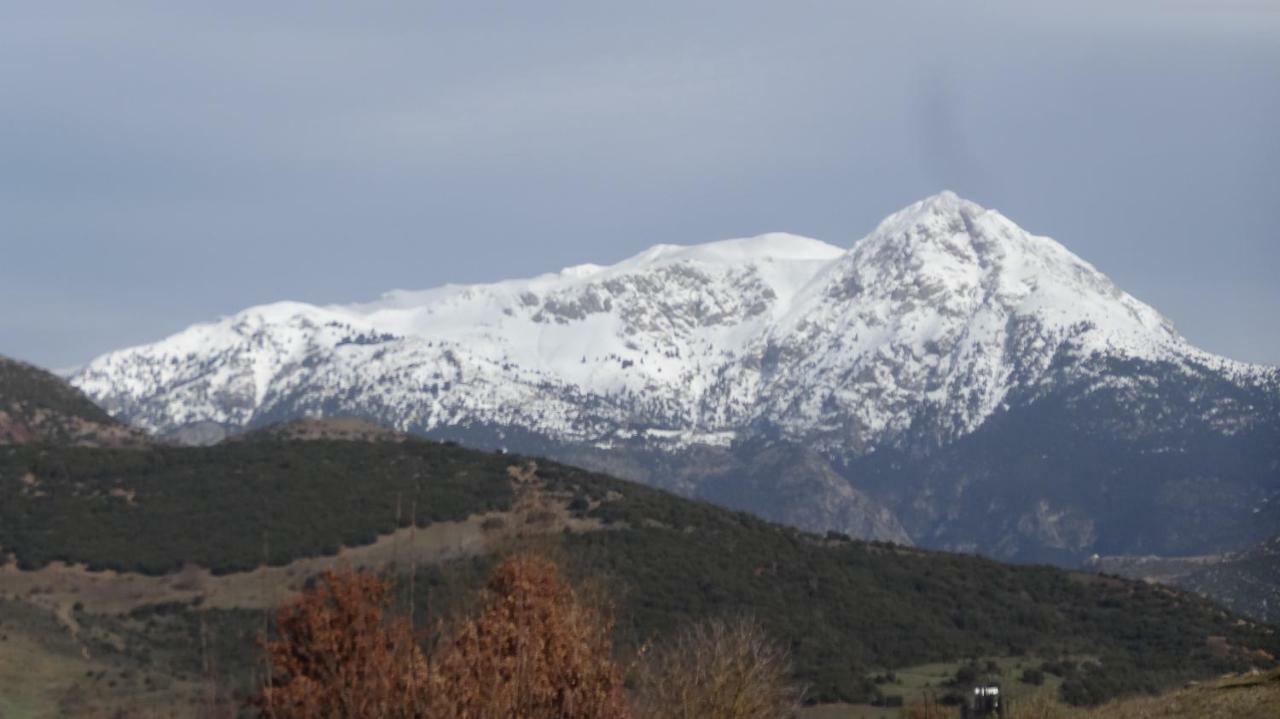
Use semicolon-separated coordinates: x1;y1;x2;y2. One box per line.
959;683;1006;718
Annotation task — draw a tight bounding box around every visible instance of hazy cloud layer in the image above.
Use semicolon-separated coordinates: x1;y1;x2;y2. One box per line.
3;1;1278;368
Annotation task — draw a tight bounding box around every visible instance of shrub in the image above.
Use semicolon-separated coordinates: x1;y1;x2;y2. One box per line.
953;663;979;686
632;616;798;719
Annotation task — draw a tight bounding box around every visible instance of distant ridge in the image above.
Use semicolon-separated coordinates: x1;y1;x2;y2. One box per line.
0;355;146;447
233;416;412;443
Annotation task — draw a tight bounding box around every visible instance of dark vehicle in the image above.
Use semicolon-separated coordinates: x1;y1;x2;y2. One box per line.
960;683;1006;718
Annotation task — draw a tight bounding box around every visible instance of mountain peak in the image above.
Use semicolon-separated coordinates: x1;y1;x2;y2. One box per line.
866;191;994;249
830;192;1188;366
71;193;1261;456
885;188;982;220
915;189;970;211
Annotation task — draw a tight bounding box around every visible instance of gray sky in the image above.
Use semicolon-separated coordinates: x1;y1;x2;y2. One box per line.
3;1;1278;370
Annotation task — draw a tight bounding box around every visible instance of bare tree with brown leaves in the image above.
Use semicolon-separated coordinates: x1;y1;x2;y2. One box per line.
253;555;629;719
632;616;799;719
252;568;429;719
429;554;632;719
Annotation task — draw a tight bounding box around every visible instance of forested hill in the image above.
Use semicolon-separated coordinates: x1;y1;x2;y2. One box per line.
1;434;1276;705
0;355;146;447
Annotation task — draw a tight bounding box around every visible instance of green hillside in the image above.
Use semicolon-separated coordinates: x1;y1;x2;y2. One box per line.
0;437;514;573
2;435;1276;710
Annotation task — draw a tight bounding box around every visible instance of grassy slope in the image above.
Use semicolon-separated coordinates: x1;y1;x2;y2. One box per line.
1;438;1277;710
804;668;1280;719
1008;668;1280;719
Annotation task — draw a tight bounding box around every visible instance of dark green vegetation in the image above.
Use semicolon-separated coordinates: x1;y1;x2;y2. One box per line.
550;466;1280;704
2;436;1277;708
0;437;514;574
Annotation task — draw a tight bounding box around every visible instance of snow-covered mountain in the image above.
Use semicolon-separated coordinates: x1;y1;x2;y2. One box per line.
74;192;1262;447
74;229;844;448
72;192;1280;557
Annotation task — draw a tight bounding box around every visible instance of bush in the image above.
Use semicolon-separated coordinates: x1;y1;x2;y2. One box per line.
632;616;798;719
953;663;979;686
1021;668;1045;686
1041;659;1077;678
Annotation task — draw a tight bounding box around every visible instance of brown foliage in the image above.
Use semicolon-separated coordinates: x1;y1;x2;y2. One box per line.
252;568;428;719
632;616;798;719
252;556;629;719
430;554;631;719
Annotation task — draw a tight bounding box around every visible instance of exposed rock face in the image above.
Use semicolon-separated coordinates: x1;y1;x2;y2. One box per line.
692;441;912;545
69;193;1280;560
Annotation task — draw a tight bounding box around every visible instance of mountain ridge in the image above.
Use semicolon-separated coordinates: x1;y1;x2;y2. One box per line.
67;192;1280;559
0;356;147;448
73;192;1274;444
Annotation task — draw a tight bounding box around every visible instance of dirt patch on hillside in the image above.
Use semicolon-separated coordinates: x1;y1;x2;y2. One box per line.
0;476;606;620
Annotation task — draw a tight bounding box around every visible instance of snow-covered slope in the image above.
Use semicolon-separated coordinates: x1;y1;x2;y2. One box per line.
73;192;1270;452
70;192;1280;555
750;192;1256;451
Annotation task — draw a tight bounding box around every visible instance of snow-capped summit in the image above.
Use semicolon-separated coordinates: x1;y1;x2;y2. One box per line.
72;193;1267;452
68;193;1280;557
754;191;1220;450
